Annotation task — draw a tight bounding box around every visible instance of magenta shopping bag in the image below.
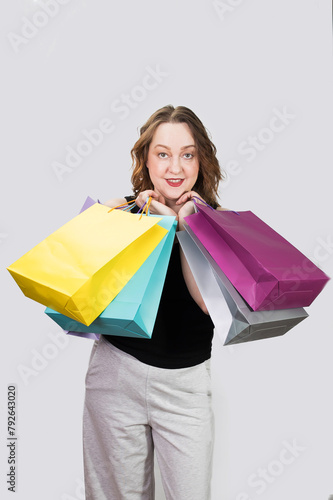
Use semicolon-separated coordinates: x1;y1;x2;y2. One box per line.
184;203;329;311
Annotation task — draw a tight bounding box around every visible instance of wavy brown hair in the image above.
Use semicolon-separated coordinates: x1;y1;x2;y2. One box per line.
130;105;224;208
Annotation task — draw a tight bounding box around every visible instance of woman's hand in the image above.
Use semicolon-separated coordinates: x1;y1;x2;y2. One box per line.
176;191;205;230
176;190;205;207
175;190;210;314
135;190;177;217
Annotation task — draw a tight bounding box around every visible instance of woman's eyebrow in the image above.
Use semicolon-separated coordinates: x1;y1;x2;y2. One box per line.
153;144;196;150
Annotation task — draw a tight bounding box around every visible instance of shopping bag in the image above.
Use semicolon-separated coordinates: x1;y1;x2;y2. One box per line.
184;203;329;311
64;331;100;341
178;227;309;345
45;215;177;339
7;203;167;326
79;195;99;212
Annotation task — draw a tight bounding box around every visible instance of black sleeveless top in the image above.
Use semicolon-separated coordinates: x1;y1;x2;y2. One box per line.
103;197;214;368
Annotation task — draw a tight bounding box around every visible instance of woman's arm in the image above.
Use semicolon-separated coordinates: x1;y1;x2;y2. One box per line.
103;197;128;208
176;194;230;314
178;241;209;314
176;194;215;315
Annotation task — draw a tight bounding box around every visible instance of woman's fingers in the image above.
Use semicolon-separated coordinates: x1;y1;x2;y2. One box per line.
135;190;159;207
150;200;177;217
176;191;203;205
134;191;177;216
175;192;191;205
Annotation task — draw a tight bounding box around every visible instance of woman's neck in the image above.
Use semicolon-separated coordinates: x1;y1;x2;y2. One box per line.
164;197;181;214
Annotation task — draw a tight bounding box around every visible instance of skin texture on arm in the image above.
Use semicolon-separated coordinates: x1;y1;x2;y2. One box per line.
104;198;128;208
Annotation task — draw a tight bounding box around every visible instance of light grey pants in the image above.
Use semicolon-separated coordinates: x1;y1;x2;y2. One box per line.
83;336;214;500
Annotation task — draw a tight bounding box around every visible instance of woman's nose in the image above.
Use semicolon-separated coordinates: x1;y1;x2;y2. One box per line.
168;156;182;174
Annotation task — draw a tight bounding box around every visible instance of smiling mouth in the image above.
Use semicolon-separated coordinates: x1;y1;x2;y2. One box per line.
166;179;184;187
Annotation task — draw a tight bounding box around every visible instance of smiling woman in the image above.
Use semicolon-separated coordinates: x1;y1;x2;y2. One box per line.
83;105;225;500
145;122;200;206
131;105;223;208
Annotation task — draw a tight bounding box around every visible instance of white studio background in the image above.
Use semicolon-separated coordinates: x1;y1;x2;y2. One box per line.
1;1;332;499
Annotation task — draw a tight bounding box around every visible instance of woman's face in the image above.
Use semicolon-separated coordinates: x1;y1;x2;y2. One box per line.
146;122;199;202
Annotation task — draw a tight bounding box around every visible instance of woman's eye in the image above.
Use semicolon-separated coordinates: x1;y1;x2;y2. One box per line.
184;153;194;159
158;152;168;158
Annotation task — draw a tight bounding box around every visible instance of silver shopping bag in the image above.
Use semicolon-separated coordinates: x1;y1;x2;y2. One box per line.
177;228;308;345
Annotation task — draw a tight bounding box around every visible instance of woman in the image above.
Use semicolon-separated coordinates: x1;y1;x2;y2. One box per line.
83;105;224;500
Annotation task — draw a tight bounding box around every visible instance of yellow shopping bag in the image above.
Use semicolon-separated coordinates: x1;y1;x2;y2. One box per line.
7;202;167;326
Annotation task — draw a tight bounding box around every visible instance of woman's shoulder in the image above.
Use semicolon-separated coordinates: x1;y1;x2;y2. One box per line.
103;197;129;208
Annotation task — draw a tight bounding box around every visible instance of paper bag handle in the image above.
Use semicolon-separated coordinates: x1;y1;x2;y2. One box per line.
192;195;240;215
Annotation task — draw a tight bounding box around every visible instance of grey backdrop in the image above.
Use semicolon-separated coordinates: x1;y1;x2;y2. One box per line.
1;1;332;499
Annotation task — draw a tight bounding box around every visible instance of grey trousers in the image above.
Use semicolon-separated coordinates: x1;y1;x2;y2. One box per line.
83;336;214;500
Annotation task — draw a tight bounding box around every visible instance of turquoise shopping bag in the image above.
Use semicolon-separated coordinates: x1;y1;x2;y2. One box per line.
45;214;177;339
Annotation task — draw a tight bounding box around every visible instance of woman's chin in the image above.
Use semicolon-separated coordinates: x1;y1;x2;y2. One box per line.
160;188;187;201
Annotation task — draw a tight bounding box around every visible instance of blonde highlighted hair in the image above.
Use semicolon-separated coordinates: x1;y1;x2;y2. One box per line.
130;105;224;207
